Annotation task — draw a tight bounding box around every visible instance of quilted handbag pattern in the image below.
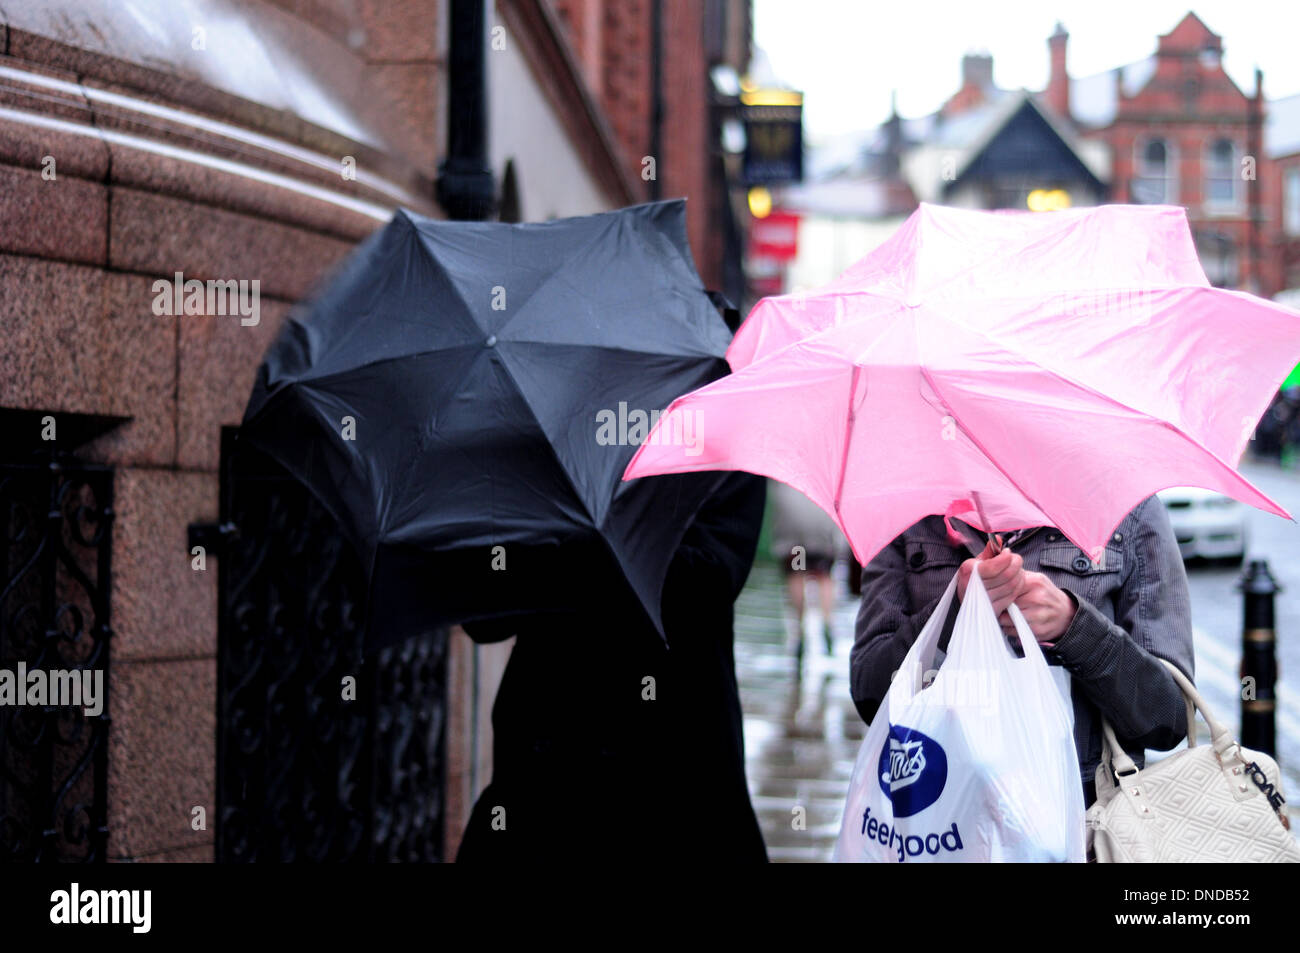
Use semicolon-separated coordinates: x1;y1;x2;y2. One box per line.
1087;660;1299;863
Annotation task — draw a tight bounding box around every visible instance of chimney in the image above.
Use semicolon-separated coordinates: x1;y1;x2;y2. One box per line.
944;50;993;116
961;52;994;92
1046;22;1070;119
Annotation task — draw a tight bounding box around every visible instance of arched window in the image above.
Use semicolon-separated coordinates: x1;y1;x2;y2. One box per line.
1133;138;1175;204
1205;138;1238;207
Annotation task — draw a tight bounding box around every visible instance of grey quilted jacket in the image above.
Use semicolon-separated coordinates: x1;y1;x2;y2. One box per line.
850;495;1195;803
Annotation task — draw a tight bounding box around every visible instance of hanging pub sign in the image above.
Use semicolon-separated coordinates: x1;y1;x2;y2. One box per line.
741;87;803;186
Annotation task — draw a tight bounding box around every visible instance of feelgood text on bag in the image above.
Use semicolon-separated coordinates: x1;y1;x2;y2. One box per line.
861;806;964;862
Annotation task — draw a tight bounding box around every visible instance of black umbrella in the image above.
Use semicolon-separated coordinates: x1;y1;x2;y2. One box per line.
240;200;733;651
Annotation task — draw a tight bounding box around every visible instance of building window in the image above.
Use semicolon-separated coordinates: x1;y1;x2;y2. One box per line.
1285;168;1300;237
1205;138;1238;207
1133;138;1174;204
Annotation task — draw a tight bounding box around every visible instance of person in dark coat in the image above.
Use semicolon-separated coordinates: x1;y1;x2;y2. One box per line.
455;471;768;862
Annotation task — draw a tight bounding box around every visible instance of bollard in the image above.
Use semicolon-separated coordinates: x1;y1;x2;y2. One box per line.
1237;559;1280;756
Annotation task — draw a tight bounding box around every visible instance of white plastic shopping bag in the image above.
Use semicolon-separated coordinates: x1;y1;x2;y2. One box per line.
833;567;1085;862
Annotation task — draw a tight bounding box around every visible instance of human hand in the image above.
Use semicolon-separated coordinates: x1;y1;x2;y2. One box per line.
1010;571;1077;644
957;543;1025;620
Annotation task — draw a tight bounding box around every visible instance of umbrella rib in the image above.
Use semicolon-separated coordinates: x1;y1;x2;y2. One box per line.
260;344;488;543
909;304;1056;529
930;300;1260;461
269;342;484;392
510;339;727;364
487;347;683;632
242;383;386;559
915;308;1288;530
765;281;1209;373
490;222;615;341
299;212;486;370
915;363;1055;530
490;210;722;354
408;220;496;337
935;284;1300;448
489;347;603;530
380;349;508;537
832;364;862;523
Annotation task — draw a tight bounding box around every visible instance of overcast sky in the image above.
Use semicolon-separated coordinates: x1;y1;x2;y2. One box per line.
753;1;1300;142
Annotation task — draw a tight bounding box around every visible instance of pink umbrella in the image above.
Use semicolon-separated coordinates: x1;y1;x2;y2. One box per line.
624;203;1300;567
728;202;1210;370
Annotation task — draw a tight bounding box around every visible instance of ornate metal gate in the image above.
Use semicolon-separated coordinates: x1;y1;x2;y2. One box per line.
0;449;113;863
212;430;448;862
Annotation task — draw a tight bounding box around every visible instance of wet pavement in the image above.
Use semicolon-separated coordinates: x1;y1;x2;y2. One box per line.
735;560;862;863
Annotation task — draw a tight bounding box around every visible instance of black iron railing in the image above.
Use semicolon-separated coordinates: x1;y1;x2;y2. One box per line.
214;432;447;862
0;451;113;863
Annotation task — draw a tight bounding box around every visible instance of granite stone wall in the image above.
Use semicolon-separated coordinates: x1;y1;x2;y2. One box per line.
0;0;440;862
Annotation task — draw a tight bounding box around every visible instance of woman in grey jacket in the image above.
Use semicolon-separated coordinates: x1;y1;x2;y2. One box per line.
849;494;1195;806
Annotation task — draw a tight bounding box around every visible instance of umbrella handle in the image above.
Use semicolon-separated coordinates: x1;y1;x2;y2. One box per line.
970;490;1003;555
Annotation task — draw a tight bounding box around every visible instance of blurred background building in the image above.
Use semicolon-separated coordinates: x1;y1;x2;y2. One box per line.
778;12;1297;299
769;10;1300;466
0;0;753;863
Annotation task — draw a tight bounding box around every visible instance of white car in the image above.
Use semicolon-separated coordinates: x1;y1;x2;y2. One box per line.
1155;486;1248;564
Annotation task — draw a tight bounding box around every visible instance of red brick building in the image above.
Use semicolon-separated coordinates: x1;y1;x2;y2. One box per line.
830;12;1297;298
1266;93;1300;301
1064;13;1272;293
551;0;752;291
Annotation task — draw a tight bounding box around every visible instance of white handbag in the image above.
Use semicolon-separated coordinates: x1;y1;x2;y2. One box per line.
1087;658;1299;863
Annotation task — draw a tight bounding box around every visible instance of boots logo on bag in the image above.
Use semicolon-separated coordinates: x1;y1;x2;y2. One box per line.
878;726;947;817
883;740;926;791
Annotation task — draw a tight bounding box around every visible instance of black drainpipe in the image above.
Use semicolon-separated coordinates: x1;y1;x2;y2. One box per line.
437;0;498;220
649;0;663;201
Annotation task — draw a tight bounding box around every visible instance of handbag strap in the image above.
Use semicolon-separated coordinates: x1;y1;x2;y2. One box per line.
1098;658;1238;779
1157;658;1237;755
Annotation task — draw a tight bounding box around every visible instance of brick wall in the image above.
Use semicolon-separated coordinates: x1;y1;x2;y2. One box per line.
553;0;737;289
